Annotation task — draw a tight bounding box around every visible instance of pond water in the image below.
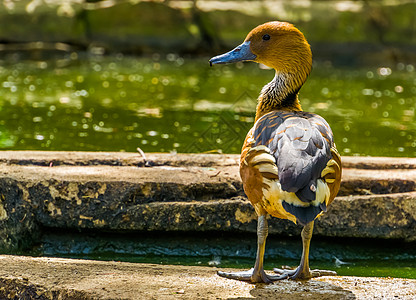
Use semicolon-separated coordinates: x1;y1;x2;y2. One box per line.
0;53;415;157
37;231;416;279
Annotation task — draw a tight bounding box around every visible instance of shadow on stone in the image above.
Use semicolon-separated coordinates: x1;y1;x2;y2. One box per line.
248;280;356;300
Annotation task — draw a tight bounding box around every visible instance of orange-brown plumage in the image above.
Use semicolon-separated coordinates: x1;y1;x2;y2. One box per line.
245;22;312;119
210;21;341;282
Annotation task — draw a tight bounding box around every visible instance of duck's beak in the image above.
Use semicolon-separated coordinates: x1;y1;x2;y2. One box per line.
209;41;256;66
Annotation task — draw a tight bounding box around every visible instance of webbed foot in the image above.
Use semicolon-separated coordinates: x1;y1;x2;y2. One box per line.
273;266;337;280
217;267;286;283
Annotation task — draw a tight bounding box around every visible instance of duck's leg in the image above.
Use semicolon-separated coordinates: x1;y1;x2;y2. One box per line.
217;214;283;283
273;221;336;280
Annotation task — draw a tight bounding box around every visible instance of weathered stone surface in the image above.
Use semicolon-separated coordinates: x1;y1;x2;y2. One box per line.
0;178;40;251
0;151;415;251
0;255;415;299
316;192;416;240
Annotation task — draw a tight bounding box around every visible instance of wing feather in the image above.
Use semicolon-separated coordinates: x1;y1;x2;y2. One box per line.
242;110;342;225
253;111;336;203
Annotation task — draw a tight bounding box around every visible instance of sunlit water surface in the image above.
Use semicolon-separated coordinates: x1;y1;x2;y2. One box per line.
35;231;416;279
0;54;415;156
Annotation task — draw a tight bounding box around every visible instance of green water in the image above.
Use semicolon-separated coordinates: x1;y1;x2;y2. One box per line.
37;231;416;279
1;54;416;279
0;54;415;156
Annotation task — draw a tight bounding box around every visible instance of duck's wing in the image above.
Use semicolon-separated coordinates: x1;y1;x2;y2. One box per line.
242;110;341;224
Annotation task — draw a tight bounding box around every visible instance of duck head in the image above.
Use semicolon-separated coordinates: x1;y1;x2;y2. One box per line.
210;22;312;116
210;21;312;77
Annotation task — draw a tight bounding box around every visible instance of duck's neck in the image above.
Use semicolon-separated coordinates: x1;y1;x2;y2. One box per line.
255;72;304;121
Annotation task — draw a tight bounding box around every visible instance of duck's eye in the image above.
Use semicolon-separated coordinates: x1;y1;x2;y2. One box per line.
262;34;271;41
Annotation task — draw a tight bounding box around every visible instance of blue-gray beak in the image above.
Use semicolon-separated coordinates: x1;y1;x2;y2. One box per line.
209;41;257;66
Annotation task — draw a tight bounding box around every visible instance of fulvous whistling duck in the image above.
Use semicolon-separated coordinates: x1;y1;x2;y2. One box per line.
209;21;342;282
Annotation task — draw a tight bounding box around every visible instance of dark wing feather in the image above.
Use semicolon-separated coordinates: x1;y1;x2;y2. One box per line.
253;111;334;203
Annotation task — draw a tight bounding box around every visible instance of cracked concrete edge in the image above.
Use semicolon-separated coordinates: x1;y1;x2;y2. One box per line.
0;151;415;169
0;151;240;167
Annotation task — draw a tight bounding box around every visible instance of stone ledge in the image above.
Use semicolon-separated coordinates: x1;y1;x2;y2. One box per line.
0;151;415;251
0;255;415;299
0;151;415;168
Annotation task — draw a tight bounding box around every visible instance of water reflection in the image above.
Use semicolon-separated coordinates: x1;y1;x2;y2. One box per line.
0;55;414;157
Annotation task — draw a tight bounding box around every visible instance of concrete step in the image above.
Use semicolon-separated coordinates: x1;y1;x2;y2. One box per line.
0;151;415;251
